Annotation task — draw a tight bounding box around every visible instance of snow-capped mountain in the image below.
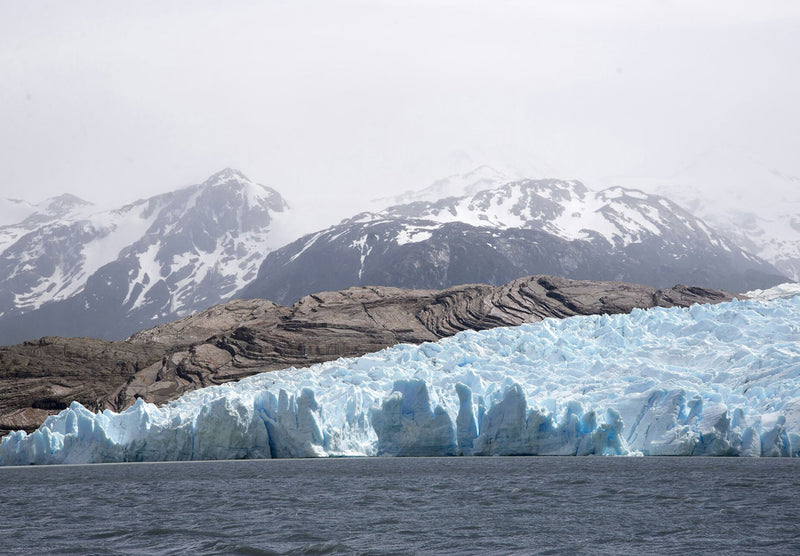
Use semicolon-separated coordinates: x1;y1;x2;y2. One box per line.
383;179;735;247
0;169;289;344
240;178;787;305
0;193;94;254
626;146;800;282
0;193;92;227
373;165;516;207
0;198;38;226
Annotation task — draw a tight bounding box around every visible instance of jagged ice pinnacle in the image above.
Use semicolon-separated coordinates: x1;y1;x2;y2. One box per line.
2;293;799;464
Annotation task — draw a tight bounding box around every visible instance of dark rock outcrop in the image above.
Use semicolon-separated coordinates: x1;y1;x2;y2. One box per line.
0;275;734;437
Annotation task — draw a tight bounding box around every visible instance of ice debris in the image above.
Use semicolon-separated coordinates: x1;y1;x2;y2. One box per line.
2;294;800;464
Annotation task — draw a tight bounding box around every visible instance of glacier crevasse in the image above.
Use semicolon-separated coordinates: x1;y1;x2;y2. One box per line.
2;296;800;465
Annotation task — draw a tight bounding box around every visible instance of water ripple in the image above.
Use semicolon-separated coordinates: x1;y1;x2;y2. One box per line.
1;457;798;554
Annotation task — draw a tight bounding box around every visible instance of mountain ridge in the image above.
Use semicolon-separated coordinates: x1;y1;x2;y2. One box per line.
240;178;786;305
0;169;289;344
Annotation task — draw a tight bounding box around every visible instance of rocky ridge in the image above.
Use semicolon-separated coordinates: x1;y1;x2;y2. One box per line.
0;275;733;437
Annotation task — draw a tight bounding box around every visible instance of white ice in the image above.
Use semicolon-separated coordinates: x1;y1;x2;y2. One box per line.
2;293;799;465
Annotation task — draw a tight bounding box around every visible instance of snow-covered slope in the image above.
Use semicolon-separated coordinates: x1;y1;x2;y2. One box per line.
0;198;37;227
0;201;159;316
374;165;516;206
99;168;288;319
0;193;92;227
0;169;289;343
241;178;787;304
646;147;800;281
382;179;741;249
3;293;798;464
0;194;93;254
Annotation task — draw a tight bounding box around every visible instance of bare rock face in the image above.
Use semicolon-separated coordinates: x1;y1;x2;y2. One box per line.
0;336;167;436
0;275;734;436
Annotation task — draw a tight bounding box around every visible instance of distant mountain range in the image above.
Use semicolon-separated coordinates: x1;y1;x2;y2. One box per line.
0;169;288;344
240;178;786;305
0;166;791;345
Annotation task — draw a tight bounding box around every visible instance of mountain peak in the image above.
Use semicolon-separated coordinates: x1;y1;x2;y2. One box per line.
0;169;293;343
203;168;252;187
197;168;288;212
42;193;92;214
6;193;95;227
375;165;516;208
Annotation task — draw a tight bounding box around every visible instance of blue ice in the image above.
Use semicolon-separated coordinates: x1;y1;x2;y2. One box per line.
2;294;799;465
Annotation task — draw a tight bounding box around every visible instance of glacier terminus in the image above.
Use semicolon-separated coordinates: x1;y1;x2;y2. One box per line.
2;291;799;465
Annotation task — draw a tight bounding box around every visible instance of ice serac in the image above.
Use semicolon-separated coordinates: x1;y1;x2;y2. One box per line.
2;293;799;464
371;380;456;457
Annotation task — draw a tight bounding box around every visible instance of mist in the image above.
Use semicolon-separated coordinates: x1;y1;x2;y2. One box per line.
1;1;799;231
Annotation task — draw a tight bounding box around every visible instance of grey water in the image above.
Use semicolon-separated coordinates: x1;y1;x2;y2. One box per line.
1;457;798;555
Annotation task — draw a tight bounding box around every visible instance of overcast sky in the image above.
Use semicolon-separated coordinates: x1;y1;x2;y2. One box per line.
2;1;799;225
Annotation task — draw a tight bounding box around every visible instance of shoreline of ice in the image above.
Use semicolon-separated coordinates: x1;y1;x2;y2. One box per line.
2;290;799;465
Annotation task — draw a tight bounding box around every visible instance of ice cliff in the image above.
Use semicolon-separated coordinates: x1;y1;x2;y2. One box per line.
2;293;799;464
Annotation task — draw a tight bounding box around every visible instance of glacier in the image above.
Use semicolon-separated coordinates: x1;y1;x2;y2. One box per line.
2;294;800;465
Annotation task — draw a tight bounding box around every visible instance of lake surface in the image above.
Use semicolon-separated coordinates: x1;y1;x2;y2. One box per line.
1;457;798;554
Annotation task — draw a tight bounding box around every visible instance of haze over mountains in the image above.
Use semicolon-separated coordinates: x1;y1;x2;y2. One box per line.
0;164;793;345
652;147;800;283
